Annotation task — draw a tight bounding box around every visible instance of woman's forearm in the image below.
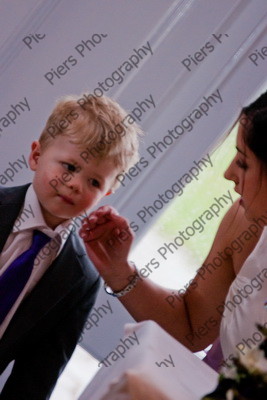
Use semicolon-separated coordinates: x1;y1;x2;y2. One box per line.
114;274;197;350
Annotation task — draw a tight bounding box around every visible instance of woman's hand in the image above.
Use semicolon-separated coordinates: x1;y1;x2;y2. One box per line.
79;206;135;290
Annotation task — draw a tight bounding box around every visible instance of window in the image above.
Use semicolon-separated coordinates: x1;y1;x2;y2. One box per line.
131;126;238;289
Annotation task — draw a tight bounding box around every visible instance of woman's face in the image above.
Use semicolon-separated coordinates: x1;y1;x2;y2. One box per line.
224;118;267;221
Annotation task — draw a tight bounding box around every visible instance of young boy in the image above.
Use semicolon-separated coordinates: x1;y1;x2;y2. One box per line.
0;93;141;399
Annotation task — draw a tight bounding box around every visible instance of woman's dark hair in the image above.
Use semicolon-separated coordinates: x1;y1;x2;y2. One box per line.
240;91;267;168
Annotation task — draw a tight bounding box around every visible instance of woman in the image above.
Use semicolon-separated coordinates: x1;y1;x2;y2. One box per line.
79;91;267;370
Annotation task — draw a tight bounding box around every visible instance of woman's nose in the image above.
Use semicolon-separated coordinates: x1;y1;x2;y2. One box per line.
224;158;238;184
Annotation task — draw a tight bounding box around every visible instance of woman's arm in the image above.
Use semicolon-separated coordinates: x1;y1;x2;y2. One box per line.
80;200;262;351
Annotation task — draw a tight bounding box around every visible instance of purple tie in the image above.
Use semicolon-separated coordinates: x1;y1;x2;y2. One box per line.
203;337;224;372
0;230;50;324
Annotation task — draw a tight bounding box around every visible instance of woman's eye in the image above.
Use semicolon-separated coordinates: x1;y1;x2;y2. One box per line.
89;178;100;188
236;159;248;170
62;162;76;172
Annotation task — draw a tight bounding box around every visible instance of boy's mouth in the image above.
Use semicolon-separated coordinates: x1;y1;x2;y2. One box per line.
58;194;75;205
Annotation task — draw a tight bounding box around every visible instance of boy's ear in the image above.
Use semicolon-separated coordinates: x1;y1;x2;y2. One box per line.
28;141;41;171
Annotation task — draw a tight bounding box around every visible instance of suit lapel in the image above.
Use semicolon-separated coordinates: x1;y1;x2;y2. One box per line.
0;233;85;351
0;184;30;252
0;185;86;351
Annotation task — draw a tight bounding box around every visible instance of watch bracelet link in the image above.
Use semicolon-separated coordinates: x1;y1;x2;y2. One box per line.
104;262;140;297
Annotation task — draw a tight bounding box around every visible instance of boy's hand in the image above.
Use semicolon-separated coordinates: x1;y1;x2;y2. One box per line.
79;206;135;290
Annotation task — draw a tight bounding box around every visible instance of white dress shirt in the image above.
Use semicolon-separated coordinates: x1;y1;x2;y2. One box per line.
0;184;74;339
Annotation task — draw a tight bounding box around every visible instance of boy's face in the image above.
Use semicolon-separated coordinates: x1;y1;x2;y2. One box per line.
29;136;120;229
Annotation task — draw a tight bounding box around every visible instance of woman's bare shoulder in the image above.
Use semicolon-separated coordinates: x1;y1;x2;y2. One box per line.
217;199;264;273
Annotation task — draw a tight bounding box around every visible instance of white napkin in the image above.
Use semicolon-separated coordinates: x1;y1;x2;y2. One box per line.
79;320;218;400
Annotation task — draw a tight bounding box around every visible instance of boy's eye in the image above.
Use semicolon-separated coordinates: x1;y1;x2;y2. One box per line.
89;178;100;188
62;162;77;172
236;159;248;170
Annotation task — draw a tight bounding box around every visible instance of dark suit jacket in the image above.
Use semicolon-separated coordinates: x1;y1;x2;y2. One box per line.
0;184;101;399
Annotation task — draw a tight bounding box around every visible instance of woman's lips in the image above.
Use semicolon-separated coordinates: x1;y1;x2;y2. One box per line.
58;194;74;205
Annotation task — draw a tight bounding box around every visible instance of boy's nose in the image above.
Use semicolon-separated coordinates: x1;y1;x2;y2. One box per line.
66;177;81;192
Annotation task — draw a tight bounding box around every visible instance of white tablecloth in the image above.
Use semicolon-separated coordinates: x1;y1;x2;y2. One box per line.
79;320;218;400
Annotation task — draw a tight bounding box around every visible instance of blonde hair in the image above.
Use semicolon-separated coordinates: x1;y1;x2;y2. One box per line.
39;93;142;187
